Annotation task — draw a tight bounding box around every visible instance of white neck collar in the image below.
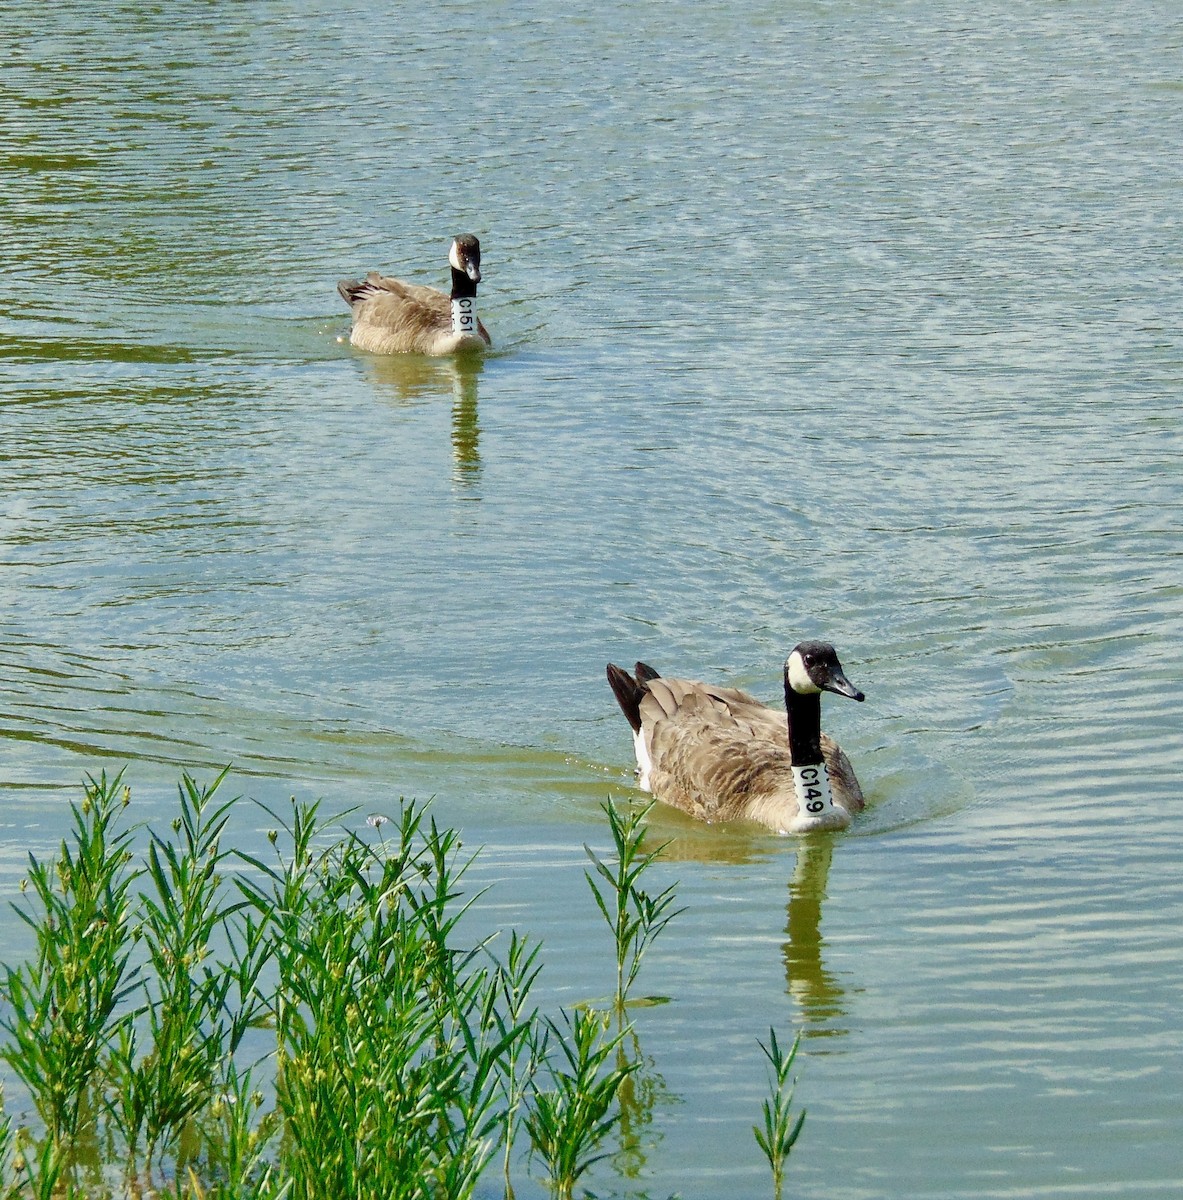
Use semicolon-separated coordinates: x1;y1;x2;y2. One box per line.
451;296;478;337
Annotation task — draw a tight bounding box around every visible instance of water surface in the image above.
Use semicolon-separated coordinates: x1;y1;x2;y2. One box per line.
2;2;1182;1196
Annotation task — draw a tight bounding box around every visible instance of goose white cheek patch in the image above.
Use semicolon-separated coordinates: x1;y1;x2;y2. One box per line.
791;762;836;818
786;651;821;694
451;297;477;337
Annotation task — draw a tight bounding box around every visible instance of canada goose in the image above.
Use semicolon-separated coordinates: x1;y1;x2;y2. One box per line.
606;641;866;834
337;235;492;356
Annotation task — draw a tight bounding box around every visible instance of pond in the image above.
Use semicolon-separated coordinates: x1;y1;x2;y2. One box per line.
2;1;1181;1196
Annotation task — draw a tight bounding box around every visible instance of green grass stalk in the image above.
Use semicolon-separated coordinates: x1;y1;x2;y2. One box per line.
584;800;683;1010
491;931;544;1199
1;771;140;1149
753;1028;807;1200
525;1007;636;1199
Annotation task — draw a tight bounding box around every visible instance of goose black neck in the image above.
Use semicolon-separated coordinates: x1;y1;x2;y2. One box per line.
450;267;478;300
783;684;824;765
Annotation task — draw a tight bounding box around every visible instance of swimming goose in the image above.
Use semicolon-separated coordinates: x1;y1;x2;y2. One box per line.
338;234;492;356
606;641;866;834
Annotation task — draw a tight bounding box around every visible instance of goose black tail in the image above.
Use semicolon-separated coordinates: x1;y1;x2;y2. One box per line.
606;663;646;733
338;277;383;307
634;661;660;683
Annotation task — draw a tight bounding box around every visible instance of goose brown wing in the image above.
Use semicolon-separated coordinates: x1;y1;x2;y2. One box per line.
645;696;794;823
638;678;792;822
359;275;449;322
342;274;451;353
700;684;785;738
368;275;448;306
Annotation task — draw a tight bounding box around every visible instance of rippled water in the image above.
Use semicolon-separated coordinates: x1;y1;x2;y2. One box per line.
3;2;1182;1196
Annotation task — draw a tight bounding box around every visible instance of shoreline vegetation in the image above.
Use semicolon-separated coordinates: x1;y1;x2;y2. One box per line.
0;771;804;1199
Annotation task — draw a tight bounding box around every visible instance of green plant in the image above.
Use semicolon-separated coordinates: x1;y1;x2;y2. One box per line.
1;771;140;1147
491;931;545;1200
0;773;694;1200
525;1007;636;1199
584;800;683;1010
7;1127;66;1200
196;1063;279;1199
134;771;246;1167
235;798;527;1200
0;1097;21;1200
753;1028;807;1200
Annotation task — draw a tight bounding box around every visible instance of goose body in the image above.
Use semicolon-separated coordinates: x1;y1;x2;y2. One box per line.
606;642;866;834
338;235;492;356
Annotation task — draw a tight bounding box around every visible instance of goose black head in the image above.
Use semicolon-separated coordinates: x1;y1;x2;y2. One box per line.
449;234;482;283
785;640;865;702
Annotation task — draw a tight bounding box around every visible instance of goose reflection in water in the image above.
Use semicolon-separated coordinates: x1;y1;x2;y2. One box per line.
783;838;848;1034
635;811;850;1035
448;362;481;487
359;352;484;487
